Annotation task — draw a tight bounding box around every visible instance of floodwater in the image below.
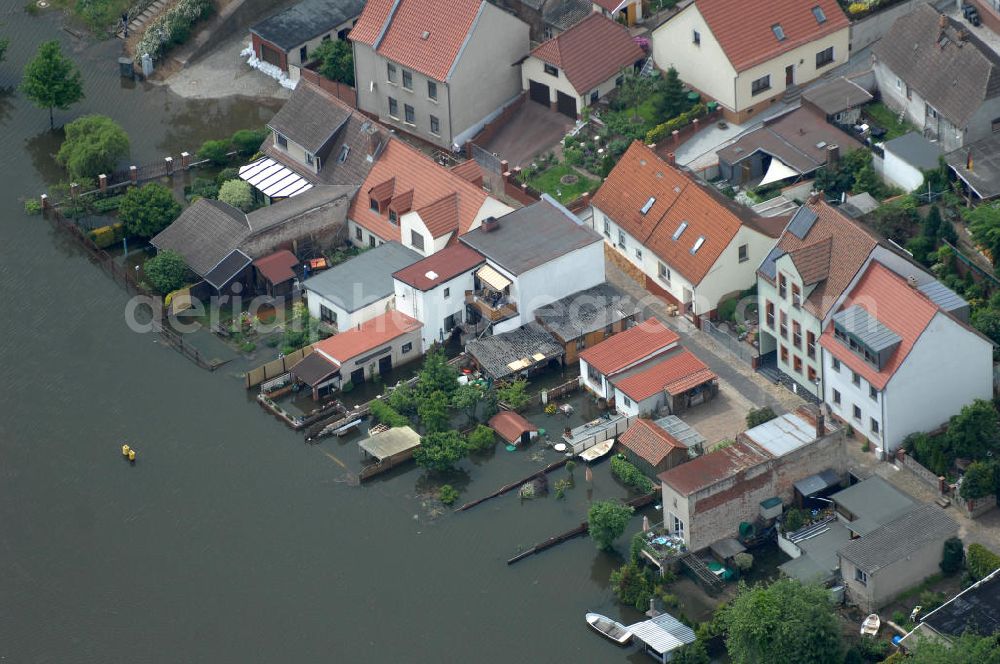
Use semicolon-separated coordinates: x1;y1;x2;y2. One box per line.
0;8;660;663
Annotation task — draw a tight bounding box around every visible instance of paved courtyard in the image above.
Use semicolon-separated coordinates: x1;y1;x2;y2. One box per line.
482;100;575;167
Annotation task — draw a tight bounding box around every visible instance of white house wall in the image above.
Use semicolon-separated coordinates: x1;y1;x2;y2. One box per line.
306;290;394;331
651;4;737;109
400;211;449;257
512;239;605;325
284;19;357;69
394;270;476;348
521;55;627;115
823;351;886;453
882;313;993;451
580;358;611;398
882;149;926;192
696;227;778;316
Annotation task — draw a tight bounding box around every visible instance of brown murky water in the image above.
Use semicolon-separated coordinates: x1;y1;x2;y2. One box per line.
0;7;657;663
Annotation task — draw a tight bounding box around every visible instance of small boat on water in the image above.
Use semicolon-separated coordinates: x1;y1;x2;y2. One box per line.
579;440;613;462
860;613;880;636
585;612;632;645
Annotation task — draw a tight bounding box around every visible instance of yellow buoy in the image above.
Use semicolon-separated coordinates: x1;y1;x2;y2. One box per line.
122;444;131;457
128;449;136;462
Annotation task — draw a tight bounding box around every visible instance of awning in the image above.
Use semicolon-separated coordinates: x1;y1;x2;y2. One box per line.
759;157;800;186
239;157;314;199
477;264;511;292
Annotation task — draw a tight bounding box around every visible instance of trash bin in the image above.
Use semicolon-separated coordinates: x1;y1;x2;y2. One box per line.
118;57;134;79
687;91;701;103
706;100;718;112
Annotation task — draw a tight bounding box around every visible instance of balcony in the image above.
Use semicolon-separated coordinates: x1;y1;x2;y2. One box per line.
466;290;518;322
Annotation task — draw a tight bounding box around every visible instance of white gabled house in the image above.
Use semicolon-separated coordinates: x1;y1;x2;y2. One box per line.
578;317;680;400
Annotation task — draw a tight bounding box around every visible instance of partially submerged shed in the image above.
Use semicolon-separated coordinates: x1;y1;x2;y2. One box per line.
489;411;539;446
627;612;696;664
358;425;421;480
465;322;563;380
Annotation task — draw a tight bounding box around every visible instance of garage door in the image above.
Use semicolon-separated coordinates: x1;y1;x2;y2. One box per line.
528;80;549;106
556;91;576;118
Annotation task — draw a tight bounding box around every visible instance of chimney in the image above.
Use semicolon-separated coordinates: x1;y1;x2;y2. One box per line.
481;216;499;233
939;13;947;29
807;190;821;205
816;413;825;439
826;144;840;166
666;152;676;165
907;275;918;288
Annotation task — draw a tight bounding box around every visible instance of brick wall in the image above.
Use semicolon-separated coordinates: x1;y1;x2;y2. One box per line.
770;428;848;503
466;92;527;156
687;462;776;552
298;68;357;108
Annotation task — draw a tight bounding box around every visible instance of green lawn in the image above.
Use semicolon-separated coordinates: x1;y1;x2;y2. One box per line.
865;101;916;141
527;164;598;204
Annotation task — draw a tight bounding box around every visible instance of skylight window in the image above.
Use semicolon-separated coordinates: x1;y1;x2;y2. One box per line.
672;221;688;241
641;197;656;215
338;145;351;163
812;6;826;23
772;24;785;41
690;236;706;255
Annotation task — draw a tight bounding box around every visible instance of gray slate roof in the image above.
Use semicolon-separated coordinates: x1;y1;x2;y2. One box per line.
267;80;354;155
922;569;1000;637
802;76;874;115
543;0;592;31
831;476;916;535
832;305;901;353
151;198;250;277
884;132;943;171
874;4;1000;128
460;195;600;276
534;282;638;341
838;504;958;574
303;242;421;312
246;184;356;232
251;0;365;51
945;132;1000;199
465;322;562;379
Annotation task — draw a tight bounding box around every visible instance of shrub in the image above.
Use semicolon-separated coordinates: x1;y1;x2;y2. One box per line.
645;103;708;144
368;400;409;428
610;561;655;611
231;128;268;156
240;341;256;353
88;222;125;249
610;455;655;493
218;179;253;211
733;552;753;572
918;590;946;613
438;484;459;505
967;543;1000;580
941;537;965;575
311;38;354;85
215;167;240;187
746;407;777;428
56;115;130;184
118;183;182;238
143;250;190;294
497;377;531;411
134;0;213;63
24;199;42;215
960;461;997;500
783;508;807;533
92;194;125;214
466;424;496;452
186;177;219;201
197;139;231;166
717;298;738;323
553;478;572;499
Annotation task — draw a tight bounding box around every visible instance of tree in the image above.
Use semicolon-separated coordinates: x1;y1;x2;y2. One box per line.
940;536;965;574
418;346;458;398
0;38;8;64
721;578;842;664
654;67;687;121
497;377;531;411
465;424;496;452
218;179;253;211
609;561;655;610
906;235;937;267
231;128;268;156
904;633;1000;664
617;73;654;121
746;407;777;428
56;115;130;184
197;139;230;166
311;39;354;86
869;198;919;243
946;399;1000;460
143;250;190;294
587;500;634;551
417;389;451;434
672;641;711;664
21;40;84;128
967;543;1000;580
452;383;484;425
923;205;943;239
413;430;467;472
973;308;1000;359
960;461;997;500
386;382;418;417
967;204;1000;271
118;183;182;238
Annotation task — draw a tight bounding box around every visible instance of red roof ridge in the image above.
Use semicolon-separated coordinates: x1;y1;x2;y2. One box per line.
315;311;422;364
578;317;680;375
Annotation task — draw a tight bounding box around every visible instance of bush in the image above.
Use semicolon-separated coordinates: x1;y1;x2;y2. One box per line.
960;461;997;500
466;424;496;452
134;0;213;63
967;543;1000;580
746;407;777;428
197;139;231;166
88;222;125;249
610;561;655;611
231;128;268;156
941;537;965;574
717;298;738;323
368;400;409;428
143;250;190;294
783;508;807;533
118;183;182;238
24;199;42;215
56;115;130;184
311;39;354;85
218;179;253;211
610;455;655;493
215;167;240;187
733;552;753;572
240;341;256;353
645;103;708;144
588;500;634;550
497;377;531;411
186;177;219;201
438;484;459;505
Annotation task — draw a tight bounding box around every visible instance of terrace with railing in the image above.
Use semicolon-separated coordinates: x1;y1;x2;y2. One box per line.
465;289;518;322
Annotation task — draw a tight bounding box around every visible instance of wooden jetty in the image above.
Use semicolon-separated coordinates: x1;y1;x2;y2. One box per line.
507;492;656;565
456;457;570;511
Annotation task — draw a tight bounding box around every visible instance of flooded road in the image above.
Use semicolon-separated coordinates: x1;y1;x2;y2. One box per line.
0;7;652;663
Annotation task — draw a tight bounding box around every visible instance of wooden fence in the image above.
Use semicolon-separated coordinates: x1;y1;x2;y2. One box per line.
244;345;316;388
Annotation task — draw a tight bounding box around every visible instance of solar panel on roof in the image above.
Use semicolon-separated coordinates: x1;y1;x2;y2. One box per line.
786;206;818;239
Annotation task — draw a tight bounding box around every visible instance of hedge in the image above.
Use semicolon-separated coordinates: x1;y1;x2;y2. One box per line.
369;400;409;428
645;103;709;145
88;222;126;249
93;194;126;214
134;0;213;63
967;543;1000;580
611;455;655;494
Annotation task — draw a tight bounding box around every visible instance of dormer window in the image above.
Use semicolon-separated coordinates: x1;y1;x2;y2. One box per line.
812;6;826;23
369;198;380;212
672;221;688;240
772;24;785;41
389;210;398;224
641;197;656;215
276;133;288;149
831;305;901;371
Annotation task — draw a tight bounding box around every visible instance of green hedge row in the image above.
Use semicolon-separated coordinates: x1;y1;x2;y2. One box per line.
645;103;709;145
967;543;1000;580
611;455;655;494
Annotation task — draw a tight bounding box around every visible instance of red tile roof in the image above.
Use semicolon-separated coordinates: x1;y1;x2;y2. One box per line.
253;249;298;284
531;14;645;95
593;142;784;285
578;317;679;376
592;0;628;12
450;160;484;187
614;348;716;401
658;440;771;496
350;0;484;81
314;311;422;364
489;410;538;444
619;418;684;466
693;0;849;73
392;243;485;290
818;262;938;390
349;138;491;243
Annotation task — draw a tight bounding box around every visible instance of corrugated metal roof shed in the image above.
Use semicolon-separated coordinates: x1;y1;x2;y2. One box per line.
743;412;816;457
653;415;706;450
627;612;696;656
